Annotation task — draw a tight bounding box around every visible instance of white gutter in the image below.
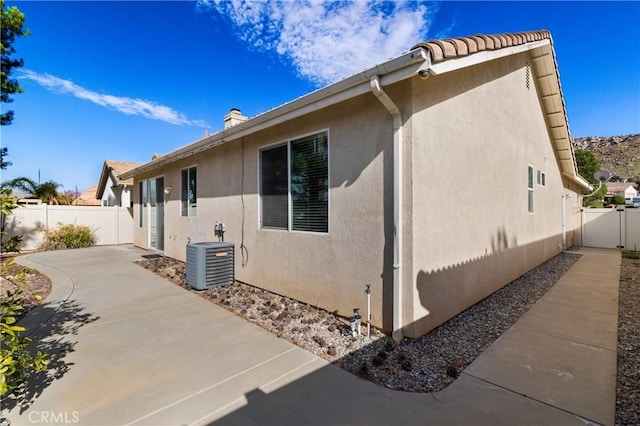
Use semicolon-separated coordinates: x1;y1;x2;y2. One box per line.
120;49;429;180
562;171;592;191
369;75;404;342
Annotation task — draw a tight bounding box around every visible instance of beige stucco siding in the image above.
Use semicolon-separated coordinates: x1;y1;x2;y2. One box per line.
133;94;398;328
131;50;583;338
406;52;582;337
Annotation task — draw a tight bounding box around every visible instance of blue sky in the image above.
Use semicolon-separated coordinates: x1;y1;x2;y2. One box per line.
1;1;639;193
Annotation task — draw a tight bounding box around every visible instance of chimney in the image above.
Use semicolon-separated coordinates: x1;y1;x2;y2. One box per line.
223;108;248;129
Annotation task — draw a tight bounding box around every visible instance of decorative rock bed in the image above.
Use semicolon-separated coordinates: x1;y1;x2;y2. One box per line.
137;252;582;393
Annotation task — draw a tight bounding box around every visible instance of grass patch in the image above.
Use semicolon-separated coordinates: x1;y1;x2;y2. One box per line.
622;250;640;259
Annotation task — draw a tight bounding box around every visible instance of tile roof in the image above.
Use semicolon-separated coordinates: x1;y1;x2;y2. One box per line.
607;182;638;192
121;29;588;190
75;185;101;206
106;160;143;185
96;160;143;199
412;30;551;63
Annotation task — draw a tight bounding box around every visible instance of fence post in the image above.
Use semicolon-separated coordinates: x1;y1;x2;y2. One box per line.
115;206;120;244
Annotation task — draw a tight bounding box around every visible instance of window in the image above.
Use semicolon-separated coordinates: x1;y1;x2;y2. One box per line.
138;180;147;227
181;166;197;217
537;170;546;187
260;131;329;233
528;165;534;213
261;144;289;229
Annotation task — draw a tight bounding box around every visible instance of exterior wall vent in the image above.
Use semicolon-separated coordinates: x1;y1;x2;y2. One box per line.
186;242;235;290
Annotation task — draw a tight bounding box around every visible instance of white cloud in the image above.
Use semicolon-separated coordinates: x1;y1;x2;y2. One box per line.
19;70;209;127
200;0;431;85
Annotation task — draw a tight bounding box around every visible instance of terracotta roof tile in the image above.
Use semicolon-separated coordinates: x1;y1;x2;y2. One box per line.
413;30;551;64
105;160;143;185
469;35;485;51
445;38;469;56
96;159;143;199
75;185;101;206
460;37;478;54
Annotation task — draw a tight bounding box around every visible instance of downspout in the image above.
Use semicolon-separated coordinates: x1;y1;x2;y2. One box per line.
370;75;404;342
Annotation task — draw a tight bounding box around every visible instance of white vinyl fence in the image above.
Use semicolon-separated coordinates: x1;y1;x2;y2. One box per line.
582;208;640;250
2;205;133;251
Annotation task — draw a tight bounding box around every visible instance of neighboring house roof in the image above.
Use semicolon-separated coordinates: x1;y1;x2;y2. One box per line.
606;183;639;195
120;30;589;191
96;160;143;199
607;182;638;191
75;185;101;206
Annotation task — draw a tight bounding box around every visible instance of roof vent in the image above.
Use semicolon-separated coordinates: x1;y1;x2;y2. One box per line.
223;108;248;129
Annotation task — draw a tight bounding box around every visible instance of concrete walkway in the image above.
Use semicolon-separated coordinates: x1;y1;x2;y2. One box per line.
2;246;619;425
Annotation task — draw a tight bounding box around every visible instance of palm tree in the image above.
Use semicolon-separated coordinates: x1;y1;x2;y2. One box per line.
5;177;61;204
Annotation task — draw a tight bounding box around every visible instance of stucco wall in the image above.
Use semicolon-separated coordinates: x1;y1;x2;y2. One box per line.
101;175;132;208
131;51;584;337
133;94;397;327
406;52;583;337
101;175;117;207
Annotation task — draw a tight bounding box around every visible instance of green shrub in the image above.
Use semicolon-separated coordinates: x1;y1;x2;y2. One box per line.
0;260;49;397
613;195;626;205
39;223;97;251
4;235;23;253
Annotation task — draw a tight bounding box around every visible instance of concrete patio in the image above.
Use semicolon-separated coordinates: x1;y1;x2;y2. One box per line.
2;245;619;425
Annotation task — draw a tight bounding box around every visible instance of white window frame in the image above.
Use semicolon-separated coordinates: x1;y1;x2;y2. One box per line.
537;169;546;187
258;129;330;234
138;180;147;227
180;165;197;217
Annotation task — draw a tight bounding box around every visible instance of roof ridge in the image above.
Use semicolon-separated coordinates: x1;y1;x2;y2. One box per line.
412;30;551;64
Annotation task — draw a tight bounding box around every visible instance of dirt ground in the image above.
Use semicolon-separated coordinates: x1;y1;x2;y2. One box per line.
1;254;52;314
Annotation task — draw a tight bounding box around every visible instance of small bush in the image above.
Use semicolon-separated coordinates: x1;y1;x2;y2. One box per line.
39;223;96;251
4;235;23;253
613;195;626;205
0;260;49;397
622;250;640;259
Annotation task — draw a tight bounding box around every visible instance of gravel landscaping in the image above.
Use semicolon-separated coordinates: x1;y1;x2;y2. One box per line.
616;255;640;426
137;252;581;393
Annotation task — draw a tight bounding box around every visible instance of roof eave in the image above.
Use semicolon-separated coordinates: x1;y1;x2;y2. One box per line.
562;172;592;191
425;39;551;75
96;163;110;200
120;48;430;180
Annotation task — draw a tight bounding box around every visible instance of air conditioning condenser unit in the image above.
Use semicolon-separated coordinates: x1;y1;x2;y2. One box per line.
186;242;235;290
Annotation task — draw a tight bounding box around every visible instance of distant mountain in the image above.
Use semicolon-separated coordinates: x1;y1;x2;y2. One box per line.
572;134;640;183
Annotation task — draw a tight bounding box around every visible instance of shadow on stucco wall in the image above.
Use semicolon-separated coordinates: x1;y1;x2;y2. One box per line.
411;232;564;338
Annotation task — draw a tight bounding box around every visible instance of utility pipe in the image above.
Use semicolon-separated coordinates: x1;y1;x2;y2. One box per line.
370;75;403;342
365;284;371;338
562;193;572;250
561;194;567;250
